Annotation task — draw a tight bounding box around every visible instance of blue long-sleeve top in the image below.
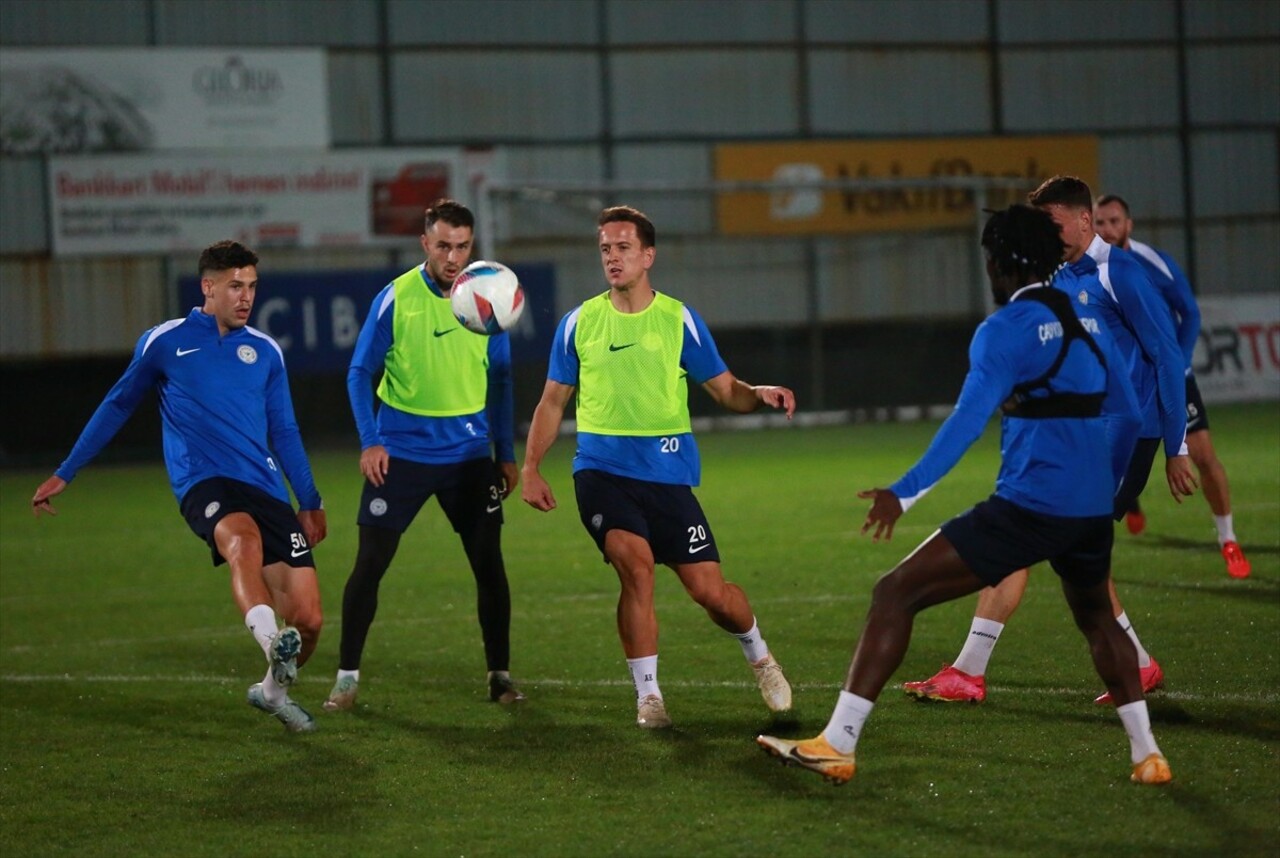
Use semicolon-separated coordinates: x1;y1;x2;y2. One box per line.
1127;238;1200;371
55;307;322;510
1073;234;1187;457
347;267;515;464
890;281;1141;518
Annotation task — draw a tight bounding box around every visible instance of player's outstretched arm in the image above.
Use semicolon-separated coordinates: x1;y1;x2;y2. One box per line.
32;475;67;518
521;379;575;512
701;371;796;418
857;488;904;542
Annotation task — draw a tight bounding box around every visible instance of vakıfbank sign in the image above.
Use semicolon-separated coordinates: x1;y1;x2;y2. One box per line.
0;48;328;153
714;136;1098;235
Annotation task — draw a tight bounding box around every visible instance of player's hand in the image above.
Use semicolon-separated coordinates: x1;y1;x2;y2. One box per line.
756;385;796;419
498;461;519;499
360;445;391;487
32;475;67;518
1165;455;1198;502
521;469;556;512
857;487;903;542
299;508;327;547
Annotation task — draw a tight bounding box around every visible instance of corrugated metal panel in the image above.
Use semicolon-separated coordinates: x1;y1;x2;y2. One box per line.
392;51;601;142
0;157;49;254
611;51;798;137
1188;44;1280;125
496;145;606;242
1097;133;1185;219
640;238;810;326
820;231;975;320
1192;220;1280;296
1001;47;1179;131
154;0;378;45
806;0;988;44
606;0;796;44
1184;0;1280;38
809;48;991;134
0;0;149;45
613;143;714;235
0;257;166;357
998;0;1175;43
389;0;598;45
1191;130;1279;217
328;51;384;145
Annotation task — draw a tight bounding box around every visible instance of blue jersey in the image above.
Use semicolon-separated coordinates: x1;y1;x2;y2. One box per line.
1127;238;1200;371
547;296;728;486
1068;235;1187;456
55;307;322;510
890;283;1141;518
347;264;516;465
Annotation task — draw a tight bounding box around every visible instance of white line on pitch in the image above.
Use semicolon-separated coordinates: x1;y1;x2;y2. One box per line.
0;673;1275;705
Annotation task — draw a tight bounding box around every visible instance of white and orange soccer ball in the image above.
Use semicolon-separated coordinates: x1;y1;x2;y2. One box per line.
450;260;526;335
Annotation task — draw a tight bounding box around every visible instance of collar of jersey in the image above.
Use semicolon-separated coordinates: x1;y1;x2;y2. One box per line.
418;263;445;298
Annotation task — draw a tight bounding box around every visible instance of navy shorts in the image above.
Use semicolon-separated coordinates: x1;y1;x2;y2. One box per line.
180;477;315;569
1113;437;1160;520
940;495;1114;588
573;469;720;566
357;456;504;534
1185;374;1210;433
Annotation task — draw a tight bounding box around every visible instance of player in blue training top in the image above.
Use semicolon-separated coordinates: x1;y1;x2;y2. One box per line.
757;204;1173;787
521;205;796;729
323;199;524;712
903;176;1198;707
1095;194;1251;579
31;240;327;733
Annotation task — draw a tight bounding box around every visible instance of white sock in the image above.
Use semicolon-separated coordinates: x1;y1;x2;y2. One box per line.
734;618;770;664
338;668;359;683
952;618;1004;676
244;604;278;658
260;669;287;705
1115;611;1152;669
627;655;661;702
1213;514;1236;545
822;690;875;755
1116;700;1162;764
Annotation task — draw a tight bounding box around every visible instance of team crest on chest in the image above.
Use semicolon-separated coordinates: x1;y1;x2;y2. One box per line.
1077;291;1088;305
237;345;258;364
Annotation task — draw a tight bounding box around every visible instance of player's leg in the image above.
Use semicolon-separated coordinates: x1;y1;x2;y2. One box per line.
261;559;322;667
671;558;791;712
604;528;670;728
446;458;522;702
902;566;1028;702
1055;540;1170;785
1187;428;1250;578
758;529;985;783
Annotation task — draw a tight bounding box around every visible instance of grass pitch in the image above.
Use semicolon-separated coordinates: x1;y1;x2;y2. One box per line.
2;403;1277;857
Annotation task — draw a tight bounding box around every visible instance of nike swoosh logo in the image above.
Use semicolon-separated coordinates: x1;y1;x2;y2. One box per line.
290;548;309;558
609;343;636;352
434;328;457;337
486;504;501;513
176;347;200;356
688;543;711;554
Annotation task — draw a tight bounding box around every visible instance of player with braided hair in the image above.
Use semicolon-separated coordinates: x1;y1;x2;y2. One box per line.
758;205;1171;786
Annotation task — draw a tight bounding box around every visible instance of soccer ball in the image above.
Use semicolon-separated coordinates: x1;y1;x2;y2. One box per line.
450;261;525;335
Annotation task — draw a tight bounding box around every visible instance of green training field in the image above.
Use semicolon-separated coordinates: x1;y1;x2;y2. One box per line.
2;403;1277;857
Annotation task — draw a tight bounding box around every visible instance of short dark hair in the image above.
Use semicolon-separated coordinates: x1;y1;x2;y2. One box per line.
599;205;656;248
981;204;1067;284
1095;193;1131;215
425;198;475;233
1027;175;1093;211
198;240;258;277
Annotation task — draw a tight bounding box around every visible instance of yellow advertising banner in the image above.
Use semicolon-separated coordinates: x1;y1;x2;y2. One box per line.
714;136;1098;235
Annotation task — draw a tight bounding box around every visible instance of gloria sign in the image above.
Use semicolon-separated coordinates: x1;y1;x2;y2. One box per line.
0;48;328;153
714;136;1099;236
